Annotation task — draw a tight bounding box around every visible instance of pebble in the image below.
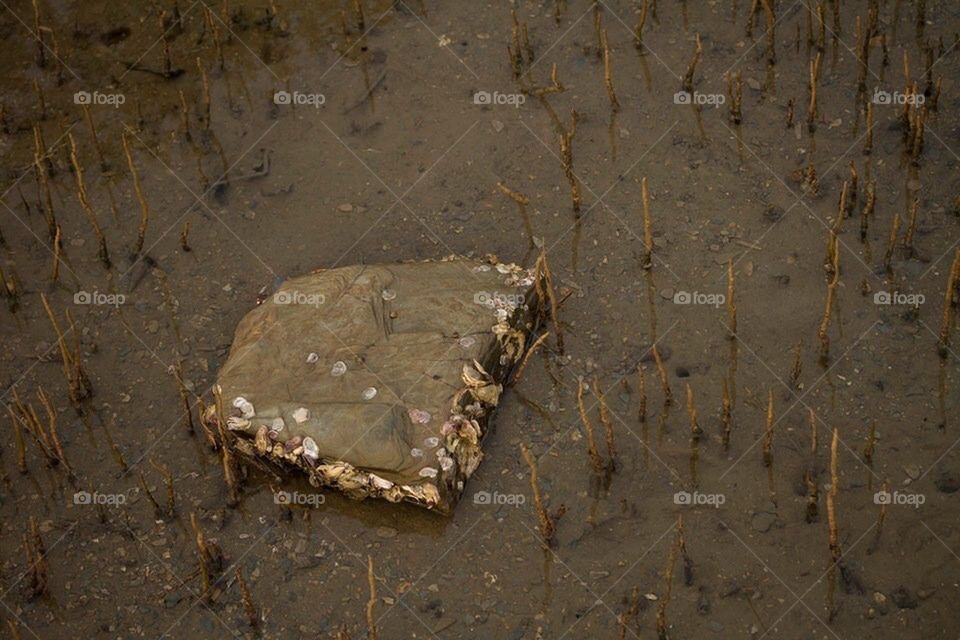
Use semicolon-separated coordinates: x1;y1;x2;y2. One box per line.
903;464;922;480
338;203;354;213
376;526;397;539
934;470;959;493
433;617;456;632
890;586;918;609
660;287;675;300
491;120;504;133
751;511;776;533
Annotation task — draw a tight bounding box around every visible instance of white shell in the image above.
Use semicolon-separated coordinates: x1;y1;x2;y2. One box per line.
419;467;438;478
306;352;319;363
370;474;394;489
227;416;250;431
408;408;431;424
292;407;310;424
424;436;440;448
302;436;319;460
495;263;511;274
233;397;255;419
270;417;285;432
410;448;424;458
331;361;347;376
362;387;378;400
439;457;454;472
458;336;476;348
381;289;397;301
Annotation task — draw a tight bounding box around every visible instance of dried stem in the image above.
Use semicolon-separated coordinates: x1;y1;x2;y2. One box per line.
235;567;259;627
652;344;672;405
762;389;774;466
600;28;619;112
593;376;617;468
807;52;822;132
641;177;654;269
67;134;110;267
681;34;703;92
883;212;901;272
577;379;604;472
938;248;960;357
521;443;559;544
513;332;549;384
122;132;150;256
180;222;192;252
720;378;732;449
726;258;737;338
535;250;563;353
859;180;875;241
366;556;378;640
497;182;534;247
559;110;581;214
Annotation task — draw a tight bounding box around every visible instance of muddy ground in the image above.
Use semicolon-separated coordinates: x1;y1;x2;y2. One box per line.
1;0;960;638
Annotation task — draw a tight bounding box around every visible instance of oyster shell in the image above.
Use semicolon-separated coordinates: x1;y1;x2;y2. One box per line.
302;436;320;460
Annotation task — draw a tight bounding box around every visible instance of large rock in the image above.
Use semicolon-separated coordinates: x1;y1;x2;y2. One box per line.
206;257;541;513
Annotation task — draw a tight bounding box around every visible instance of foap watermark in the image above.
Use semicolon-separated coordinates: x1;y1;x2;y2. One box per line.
673;290;725;308
673;91;726;108
874;489;925;508
273;290;326;307
872;88;924;106
473;90;526;108
873;290;925;307
474;291;526;307
674;490;726;508
74;90;126;108
274;90;326;108
274;490;326;507
473;490;526;506
74;290;126;307
73;490;126;506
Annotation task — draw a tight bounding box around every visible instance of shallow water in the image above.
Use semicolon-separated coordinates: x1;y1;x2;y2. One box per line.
1;0;959;638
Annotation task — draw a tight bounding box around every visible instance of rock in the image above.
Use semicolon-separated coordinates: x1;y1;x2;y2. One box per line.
772;274;790;287
660;287;675;300
164;592;184;608
433;617;456;632
903;464;922;480
746;77;761;91
935;470;960;493
763;205;785;222
890;586;918;609
338;203;354;213
751;511;776;533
